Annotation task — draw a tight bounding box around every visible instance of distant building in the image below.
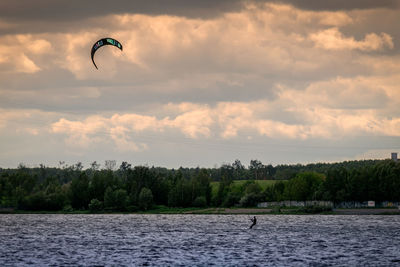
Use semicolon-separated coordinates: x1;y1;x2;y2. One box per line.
392;153;398;162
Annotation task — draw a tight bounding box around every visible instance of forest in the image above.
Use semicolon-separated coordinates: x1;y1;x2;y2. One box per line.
0;159;399;212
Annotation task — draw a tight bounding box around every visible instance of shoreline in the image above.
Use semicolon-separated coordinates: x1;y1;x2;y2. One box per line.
331;208;400;215
2;207;400;215
183;208;400;215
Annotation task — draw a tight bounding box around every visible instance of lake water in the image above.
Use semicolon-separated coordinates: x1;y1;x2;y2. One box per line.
1;214;400;266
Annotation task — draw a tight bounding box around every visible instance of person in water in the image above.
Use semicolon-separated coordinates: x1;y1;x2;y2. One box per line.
249;216;257;229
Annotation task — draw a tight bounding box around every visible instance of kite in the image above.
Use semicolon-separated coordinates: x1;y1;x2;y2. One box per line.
90;38;123;69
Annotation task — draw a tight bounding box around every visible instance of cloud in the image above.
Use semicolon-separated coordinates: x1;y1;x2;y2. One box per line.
1;3;393;84
1;1;400;167
0;0;244;24
47;4;357;82
110;114;160;132
51;116;108;148
109;126;148;152
50;88;400;152
276;0;400;11
310;27;394;51
290;76;390;109
0;109;61;140
17;54;41;73
1;0;397;28
0;34;53;73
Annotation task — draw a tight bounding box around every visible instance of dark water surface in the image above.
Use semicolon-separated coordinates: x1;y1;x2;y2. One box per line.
1;214;400;266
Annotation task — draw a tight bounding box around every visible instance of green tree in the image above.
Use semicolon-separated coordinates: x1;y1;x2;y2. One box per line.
138;187;153;210
285;172;325;201
240;192;260;207
239;181;263;207
192;169;211;205
69;173;90;209
24;191;47;210
89;198;103;212
104;186;116;209
232;159;245;180
167;171;192;207
193;196;207;207
114;189;128;210
222;191;241;207
324;168;349;202
90;172;106;201
215;174;233;206
249;160;263;180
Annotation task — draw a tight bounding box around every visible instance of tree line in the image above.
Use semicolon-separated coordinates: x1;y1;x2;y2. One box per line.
0;159;398;211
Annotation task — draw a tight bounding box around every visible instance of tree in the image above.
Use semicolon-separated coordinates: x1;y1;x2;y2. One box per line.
138;187;153;210
285;172;325;201
104;187;116;209
245;182;262;195
270;181;286;201
324;167;349;202
118;161;132;187
232;159;245;180
89;198;103;212
240;192;260;207
114;189;128;211
219;164;234;181
263;164;275;179
90;161;100;171
69;172;89;209
168;171;192;207
105;160;116;171
192;169;212;205
119;161;131;172
90;172;106;201
238;181;263;207
193;196;207;207
74;162;84;171
215;174;233;206
249;160;263;180
222;191;241;207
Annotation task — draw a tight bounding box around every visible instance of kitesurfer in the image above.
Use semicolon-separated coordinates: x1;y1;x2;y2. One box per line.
249;216;257;229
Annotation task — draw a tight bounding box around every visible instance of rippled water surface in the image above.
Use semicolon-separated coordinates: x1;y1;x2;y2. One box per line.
1;214;400;266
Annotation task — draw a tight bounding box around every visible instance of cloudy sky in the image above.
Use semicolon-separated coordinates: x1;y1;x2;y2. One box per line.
1;0;399;169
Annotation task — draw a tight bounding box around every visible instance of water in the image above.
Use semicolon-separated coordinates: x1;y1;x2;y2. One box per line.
1;214;400;266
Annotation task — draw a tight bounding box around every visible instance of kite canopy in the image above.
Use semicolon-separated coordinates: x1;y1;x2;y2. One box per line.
91;37;123;69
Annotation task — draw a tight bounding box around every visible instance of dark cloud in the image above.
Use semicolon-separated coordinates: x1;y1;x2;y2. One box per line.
4;0;398;23
1;0;398;35
0;0;243;22
274;0;400;11
0;0;245;34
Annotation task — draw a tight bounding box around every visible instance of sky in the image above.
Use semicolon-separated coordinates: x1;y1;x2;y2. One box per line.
1;0;400;169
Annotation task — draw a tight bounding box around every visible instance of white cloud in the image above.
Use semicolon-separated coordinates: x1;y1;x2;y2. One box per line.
50;85;400;152
17;54;41;73
24;38;52;54
51;116;108;148
290;76;389;109
109;126;148;152
0;109;58;137
310;27;394;51
110;114;159;132
0;34;53;73
166;105;214;138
